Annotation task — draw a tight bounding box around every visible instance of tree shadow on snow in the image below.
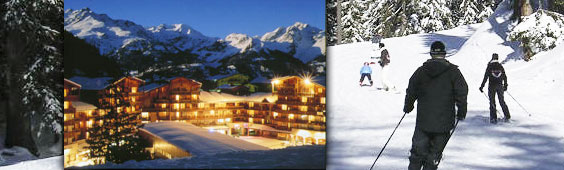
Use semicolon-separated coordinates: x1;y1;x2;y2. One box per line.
420;32;476;58
445;111;564;170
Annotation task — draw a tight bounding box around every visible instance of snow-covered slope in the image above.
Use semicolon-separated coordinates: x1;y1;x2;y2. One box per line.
83;145;324;169
64;8;324;64
327;1;564;169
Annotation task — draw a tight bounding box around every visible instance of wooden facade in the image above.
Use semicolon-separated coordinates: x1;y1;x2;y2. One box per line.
64;79;81;145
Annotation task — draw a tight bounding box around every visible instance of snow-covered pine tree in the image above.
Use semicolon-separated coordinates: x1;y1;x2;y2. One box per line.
327;0;338;46
375;0;412;38
453;0;496;26
414;0;455;33
86;83;150;164
1;0;63;156
361;0;383;41
341;0;367;43
549;0;564;14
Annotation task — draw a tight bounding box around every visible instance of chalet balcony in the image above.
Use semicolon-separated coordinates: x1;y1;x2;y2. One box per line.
169;88;198;95
64;108;76;114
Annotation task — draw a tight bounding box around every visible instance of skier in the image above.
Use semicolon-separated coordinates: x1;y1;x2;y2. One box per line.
403;41;468;170
360;62;373;86
479;53;510;124
378;43;395;91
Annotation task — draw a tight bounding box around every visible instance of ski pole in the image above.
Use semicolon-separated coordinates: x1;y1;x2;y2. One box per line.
481;91;502;119
369;112;407;170
437;119;460;165
506;91;532;116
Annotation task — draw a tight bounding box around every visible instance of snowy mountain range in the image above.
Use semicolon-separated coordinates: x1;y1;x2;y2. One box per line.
64;8;325;67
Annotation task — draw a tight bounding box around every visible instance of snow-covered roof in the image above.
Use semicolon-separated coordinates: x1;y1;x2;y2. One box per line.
112;76;145;85
140;82;167;92
199;91;276;103
71;101;97;112
141;122;269;156
64;79;82;88
250;76;271;84
68;76;113;90
217;84;237;89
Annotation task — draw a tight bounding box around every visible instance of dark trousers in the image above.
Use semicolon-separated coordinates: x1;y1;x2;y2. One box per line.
488;85;510;120
360;73;372;84
408;128;450;170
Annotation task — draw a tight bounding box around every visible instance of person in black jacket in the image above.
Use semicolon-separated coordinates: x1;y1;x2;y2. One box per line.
403;41;468;170
479;53;510;124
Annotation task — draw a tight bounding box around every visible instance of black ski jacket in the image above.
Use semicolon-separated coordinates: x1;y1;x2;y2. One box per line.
380;49;390;67
480;61;507;89
404;58;468;133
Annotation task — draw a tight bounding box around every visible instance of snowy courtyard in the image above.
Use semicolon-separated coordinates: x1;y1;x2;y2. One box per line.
327;1;564;169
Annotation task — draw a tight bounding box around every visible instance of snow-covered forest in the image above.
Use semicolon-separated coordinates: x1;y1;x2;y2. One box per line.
0;0;63;167
327;0;564;169
327;0;564;45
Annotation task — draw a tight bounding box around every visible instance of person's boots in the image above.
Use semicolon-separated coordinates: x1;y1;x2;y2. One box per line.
408;157;424;170
370;81;373;86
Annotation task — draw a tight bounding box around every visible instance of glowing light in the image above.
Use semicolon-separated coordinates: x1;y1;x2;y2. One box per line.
272;79;280;84
296;130;312;138
226;118;231;122
218;119;224;123
176;95;180;101
304;79;311;85
142;112;149;118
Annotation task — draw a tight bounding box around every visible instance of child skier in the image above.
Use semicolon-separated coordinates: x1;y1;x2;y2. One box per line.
479;53;511;123
360;62;373;86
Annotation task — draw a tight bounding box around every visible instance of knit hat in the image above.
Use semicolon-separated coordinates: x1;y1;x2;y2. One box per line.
492;53;499;60
430;41;446;56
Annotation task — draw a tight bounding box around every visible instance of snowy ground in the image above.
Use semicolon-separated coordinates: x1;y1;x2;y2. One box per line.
141;122;269;156
83;145;325;169
327;1;564;170
0;156;62;170
238;136;288;149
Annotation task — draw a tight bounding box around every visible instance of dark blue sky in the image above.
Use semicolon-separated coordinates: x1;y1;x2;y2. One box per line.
65;0;325;38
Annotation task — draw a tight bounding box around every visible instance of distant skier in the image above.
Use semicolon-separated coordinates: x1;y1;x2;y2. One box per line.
479;53;510;124
404;41;468;170
378;43;395;91
360;62;373;86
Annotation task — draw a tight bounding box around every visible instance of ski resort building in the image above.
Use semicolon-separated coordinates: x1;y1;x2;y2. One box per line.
271;76;326;145
64;75;326;167
64;79;103;168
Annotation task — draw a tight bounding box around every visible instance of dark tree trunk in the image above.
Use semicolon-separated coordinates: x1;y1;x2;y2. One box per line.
3;31;38;156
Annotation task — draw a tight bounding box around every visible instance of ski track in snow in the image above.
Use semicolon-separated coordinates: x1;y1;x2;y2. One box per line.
327;2;564;169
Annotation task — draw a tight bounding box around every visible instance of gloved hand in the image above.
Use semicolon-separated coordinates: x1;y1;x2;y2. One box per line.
479;86;484;93
457;113;466;121
404;104;414;113
504;85;508;91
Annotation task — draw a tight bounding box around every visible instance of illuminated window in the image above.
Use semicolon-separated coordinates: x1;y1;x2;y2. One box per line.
117;107;122;113
181;103;186;109
99;120;103;126
132;87;137;93
321;97;326;104
226;118;231;122
249;118;253;123
176;112;180;118
317;112;323;116
117;99;120;104
281;104;287;111
249;102;254;108
249;110;254;116
218;119;224;123
87;120;93;128
309;115;315;122
300;106;308;112
289;114;294;120
158;112;167;117
174;103;180;110
126;107;131;113
210;110;215;115
301;115;307;120
86;132;90;139
261;119;265;124
161;104;167;109
141;112;149;118
132;106;136;112
64;101;69;109
176;95;180;101
194;111;198;117
64;89;68;97
131;97;136;103
318;88;323;93
192;94;198;100
302;97;307;103
273;112;278;118
198;103;204;108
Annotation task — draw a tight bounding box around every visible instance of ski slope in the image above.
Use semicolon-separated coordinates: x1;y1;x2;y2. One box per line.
327;1;564;169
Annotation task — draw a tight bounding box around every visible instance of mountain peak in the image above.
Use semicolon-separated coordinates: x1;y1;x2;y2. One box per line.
290;22;309;29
